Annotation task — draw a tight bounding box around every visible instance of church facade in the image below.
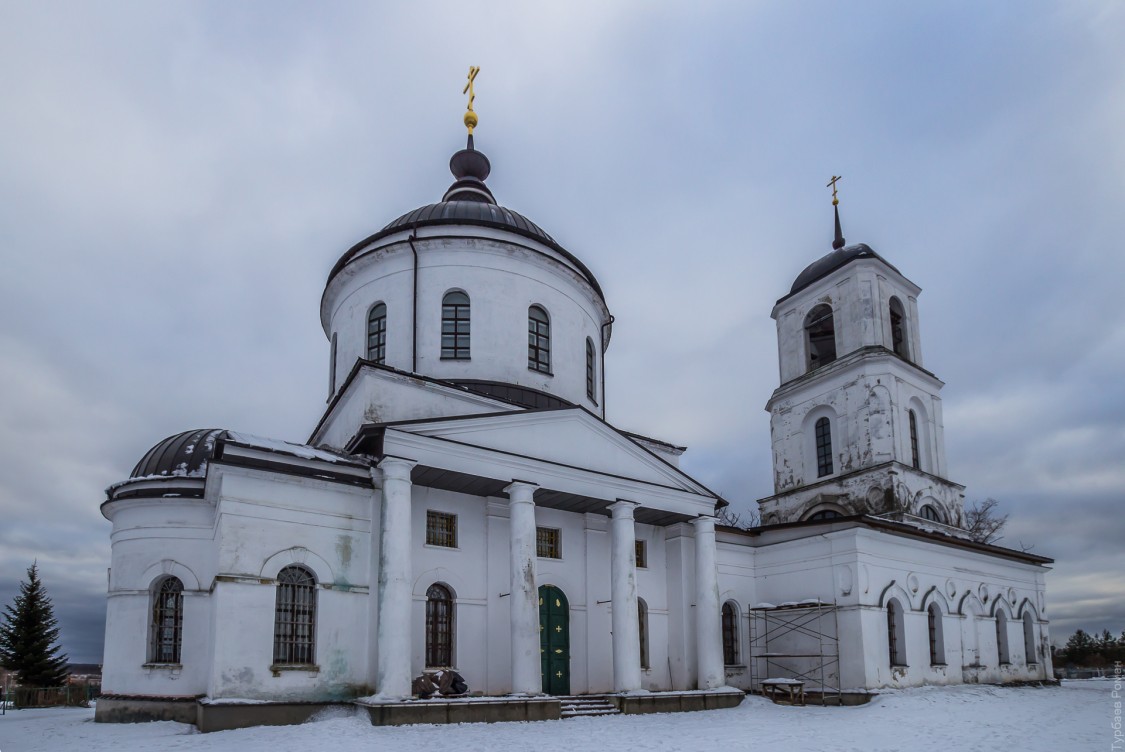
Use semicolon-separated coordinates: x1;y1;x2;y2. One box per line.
96;111;1052;726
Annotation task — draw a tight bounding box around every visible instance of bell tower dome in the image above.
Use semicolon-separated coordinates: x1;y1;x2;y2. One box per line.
757;195;966;531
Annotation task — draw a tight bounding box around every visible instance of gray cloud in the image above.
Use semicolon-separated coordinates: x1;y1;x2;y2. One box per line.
1;2;1123;661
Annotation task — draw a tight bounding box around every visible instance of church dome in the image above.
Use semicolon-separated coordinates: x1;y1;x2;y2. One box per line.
130;428;226;478
327;136;604;301
788;243;900;297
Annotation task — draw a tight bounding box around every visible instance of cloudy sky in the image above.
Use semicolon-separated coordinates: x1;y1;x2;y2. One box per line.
1;1;1122;662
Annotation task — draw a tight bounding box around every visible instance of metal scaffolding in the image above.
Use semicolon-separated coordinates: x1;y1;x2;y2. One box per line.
749;600;841;705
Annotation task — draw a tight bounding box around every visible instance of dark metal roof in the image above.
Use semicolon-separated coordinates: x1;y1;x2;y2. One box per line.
448;379;573;410
785;243;901;300
130;428;226;478
326;138;606;301
384;201;559;247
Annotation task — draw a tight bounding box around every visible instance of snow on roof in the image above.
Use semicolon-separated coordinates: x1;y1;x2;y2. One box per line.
225;431;358;465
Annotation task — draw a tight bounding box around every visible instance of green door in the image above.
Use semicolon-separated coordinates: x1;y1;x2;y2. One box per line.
539;585;570;695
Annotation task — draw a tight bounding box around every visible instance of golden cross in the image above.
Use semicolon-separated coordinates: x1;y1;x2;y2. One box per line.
463;66;480;134
827;175;842;206
463;66;480;110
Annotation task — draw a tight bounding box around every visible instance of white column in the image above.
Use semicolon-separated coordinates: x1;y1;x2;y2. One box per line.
609;500;643;692
504;481;541;695
374;457;416;699
693;514;724;689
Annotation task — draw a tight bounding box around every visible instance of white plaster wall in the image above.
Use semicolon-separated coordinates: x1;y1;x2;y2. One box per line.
714;526;1052;691
767;354;948;494
101;497;216;697
322;231;611;414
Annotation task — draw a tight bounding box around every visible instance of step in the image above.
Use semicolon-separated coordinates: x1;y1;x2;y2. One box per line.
557;694;621;717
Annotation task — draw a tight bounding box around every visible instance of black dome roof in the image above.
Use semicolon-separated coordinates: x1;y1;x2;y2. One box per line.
788;243;900;297
381;200;560;250
131;428;226;479
327;136;604;300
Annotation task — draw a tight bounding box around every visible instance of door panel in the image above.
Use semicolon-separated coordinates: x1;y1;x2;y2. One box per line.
538;585;570;695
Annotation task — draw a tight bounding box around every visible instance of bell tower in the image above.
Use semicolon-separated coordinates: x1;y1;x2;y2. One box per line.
757;186;966;530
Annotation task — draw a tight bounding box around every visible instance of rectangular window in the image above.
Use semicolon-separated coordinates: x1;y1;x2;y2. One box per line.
536;526;561;559
426;511;457;548
635;539;647;569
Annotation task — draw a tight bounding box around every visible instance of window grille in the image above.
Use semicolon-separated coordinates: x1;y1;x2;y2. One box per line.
528;306;551;373
149;576;183;664
635;539;647;569
722;602;739;665
638;598;650;669
426;510;457;548
808;509;841;521
536;526;561;559
909;410;920;469
425;583;454;668
586;338;596;401
928;605;941;665
274;565;316;665
815;417;833;477
367;303;387;364
441;292;470;359
920;505;941;522
887;600;905;666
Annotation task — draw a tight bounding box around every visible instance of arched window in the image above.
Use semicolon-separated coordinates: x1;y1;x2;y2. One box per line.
586;337;596;401
638;597;650;670
528;305;551;373
441;291;470;360
815;416;833;477
274;565;316;665
807;509;841;521
425;583;454;668
721;601;739;665
804;304;837;372
927;603;946;665
889;297;909;358
149;576;183;664
996;610;1010;665
1022;612;1036;664
887;598;906;667
367;302;387;364
920;505;942;523
908;410;921;469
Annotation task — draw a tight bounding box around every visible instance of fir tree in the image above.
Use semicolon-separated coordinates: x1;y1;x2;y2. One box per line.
0;563;69;687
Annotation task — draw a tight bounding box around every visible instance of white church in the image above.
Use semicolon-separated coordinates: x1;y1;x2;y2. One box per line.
96;89;1053;729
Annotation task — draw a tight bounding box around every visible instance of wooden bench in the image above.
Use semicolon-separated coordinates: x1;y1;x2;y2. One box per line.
761;678;806;706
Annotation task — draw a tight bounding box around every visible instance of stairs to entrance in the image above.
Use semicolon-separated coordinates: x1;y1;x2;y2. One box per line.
558;695;621;718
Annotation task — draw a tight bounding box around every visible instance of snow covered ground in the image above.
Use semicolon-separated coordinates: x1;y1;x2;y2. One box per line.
0;681;1110;752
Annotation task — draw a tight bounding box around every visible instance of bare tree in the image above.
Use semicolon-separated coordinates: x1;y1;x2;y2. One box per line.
963;498;1008;544
718;505;760;530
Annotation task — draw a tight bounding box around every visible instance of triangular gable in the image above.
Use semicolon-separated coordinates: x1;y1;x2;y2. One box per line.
391;408;716;497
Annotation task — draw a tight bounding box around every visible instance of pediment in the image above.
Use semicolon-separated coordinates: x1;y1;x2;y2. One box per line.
392;408;713;496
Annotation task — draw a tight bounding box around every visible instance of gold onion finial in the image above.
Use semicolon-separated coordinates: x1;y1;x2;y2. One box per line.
463;66;480;134
827;175;842;206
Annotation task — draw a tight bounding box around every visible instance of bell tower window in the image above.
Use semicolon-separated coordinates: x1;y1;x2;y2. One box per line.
441;291;471;360
815;416;833;477
804;304;837;372
889;296;909;358
909;410;920;469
